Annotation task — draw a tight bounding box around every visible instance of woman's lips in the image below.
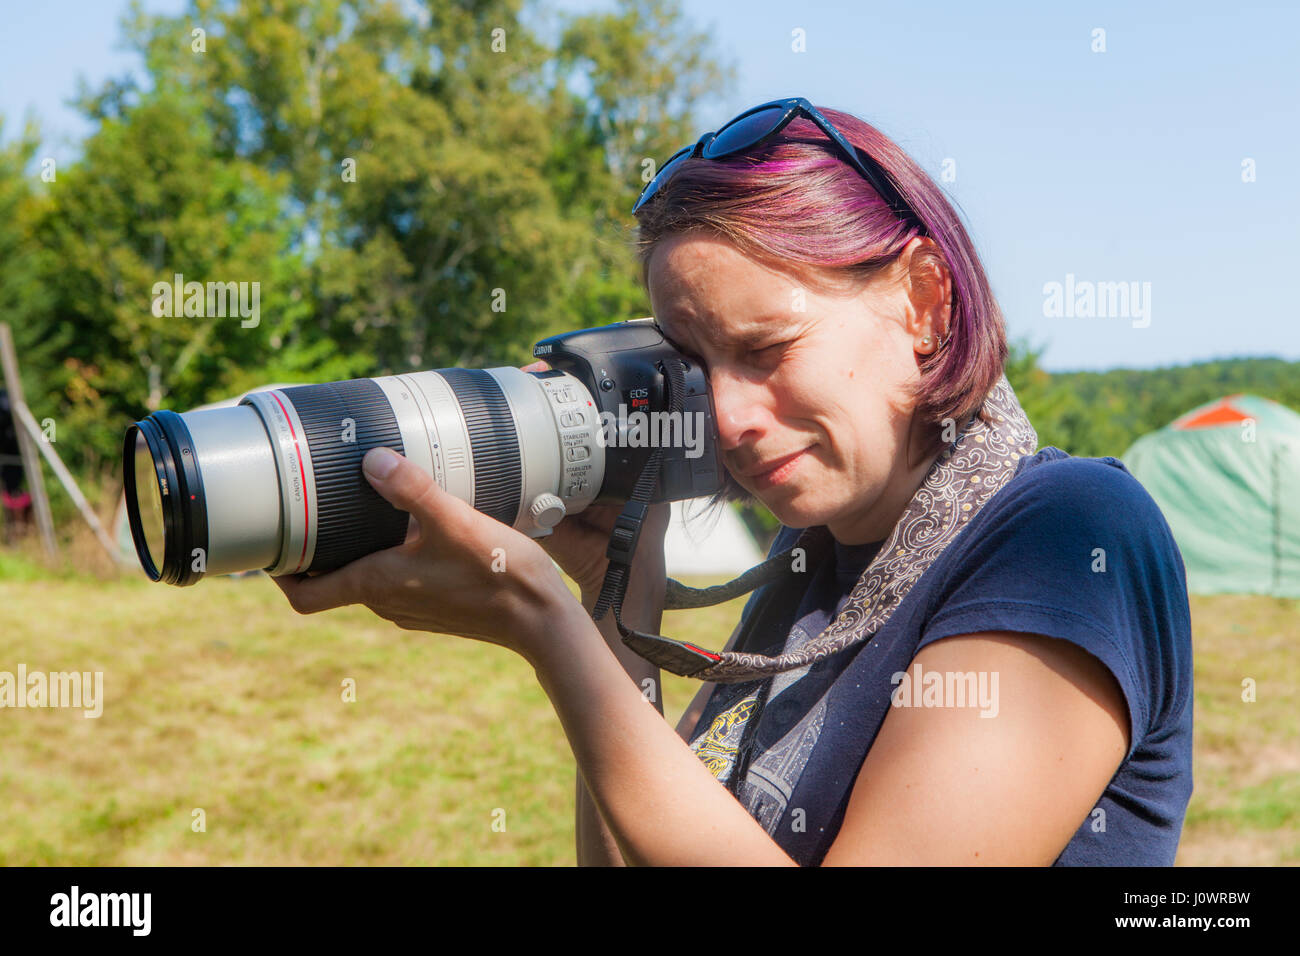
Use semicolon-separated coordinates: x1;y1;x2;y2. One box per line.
745;448;810;489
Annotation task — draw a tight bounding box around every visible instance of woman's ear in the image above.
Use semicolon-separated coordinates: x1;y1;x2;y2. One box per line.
900;237;952;352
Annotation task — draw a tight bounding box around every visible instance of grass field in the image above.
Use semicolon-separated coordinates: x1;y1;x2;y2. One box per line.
0;543;1296;866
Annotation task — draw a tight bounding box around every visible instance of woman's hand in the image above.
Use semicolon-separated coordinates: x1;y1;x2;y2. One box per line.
519;361;670;609
534;500;670;605
271;446;574;662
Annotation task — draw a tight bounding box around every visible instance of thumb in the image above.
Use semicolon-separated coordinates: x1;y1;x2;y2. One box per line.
361;447;463;532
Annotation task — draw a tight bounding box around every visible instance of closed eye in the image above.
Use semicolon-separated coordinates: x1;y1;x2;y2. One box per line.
752;340;793;361
658;328;706;367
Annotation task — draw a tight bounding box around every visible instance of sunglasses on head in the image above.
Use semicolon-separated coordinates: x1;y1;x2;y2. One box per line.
632;96;924;230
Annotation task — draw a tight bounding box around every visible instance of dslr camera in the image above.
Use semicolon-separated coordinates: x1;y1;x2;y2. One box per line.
124;319;722;585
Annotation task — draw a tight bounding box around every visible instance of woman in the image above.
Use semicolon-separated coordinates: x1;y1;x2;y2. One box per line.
274;99;1194;866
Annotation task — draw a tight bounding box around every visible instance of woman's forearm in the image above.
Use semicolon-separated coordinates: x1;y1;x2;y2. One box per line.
532;599;795;867
573;585;664;866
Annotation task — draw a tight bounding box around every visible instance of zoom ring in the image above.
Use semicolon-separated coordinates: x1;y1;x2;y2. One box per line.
280;380;409;573
439;369;523;526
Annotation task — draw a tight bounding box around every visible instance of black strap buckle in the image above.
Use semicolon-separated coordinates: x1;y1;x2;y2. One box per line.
606;500;648;566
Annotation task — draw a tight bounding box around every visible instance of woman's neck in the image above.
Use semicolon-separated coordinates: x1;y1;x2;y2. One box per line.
829;417;946;545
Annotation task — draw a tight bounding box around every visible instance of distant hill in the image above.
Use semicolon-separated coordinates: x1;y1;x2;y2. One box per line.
1006;346;1300;459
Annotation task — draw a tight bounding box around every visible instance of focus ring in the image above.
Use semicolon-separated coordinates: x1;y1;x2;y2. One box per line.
439;369;523;526
280;380;408;573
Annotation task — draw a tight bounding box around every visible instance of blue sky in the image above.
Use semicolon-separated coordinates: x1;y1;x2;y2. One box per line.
2;0;1296;372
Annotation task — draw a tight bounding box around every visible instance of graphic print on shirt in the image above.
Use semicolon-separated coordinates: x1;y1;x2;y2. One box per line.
689;689;759;782
689;677;831;835
734;696;828;834
689;581;840;836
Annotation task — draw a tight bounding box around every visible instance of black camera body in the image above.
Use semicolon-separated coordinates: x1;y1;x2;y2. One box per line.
533;319;723;504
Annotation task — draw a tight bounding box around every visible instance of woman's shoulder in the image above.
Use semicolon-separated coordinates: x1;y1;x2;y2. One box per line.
921;446;1194;761
944;445;1190;604
986;446;1180;550
1008;446;1156;504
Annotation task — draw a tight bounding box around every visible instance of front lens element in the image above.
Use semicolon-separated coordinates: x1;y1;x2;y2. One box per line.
133;431;166;571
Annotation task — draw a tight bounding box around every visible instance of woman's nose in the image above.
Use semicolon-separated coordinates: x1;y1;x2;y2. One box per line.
709;369;767;451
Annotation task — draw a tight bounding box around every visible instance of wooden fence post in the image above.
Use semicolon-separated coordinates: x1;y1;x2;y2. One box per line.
0;322;57;557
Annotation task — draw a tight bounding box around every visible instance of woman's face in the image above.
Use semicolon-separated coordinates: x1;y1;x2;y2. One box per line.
647;231;948;544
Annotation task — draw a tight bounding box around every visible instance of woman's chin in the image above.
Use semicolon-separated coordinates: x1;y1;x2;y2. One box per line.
763;491;834;531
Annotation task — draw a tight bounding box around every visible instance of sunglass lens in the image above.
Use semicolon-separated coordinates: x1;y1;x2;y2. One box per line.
703;105;787;159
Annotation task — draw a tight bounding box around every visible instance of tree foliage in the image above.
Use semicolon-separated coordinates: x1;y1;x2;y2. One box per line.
3;0;1295;509
1005;338;1300;459
6;0;732;478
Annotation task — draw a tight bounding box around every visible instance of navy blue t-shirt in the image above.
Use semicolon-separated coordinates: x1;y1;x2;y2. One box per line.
686;447;1194;865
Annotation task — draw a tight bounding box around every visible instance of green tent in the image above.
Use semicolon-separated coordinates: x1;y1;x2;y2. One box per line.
1121;394;1300;598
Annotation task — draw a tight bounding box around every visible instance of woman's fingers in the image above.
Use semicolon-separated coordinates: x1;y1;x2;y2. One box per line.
361;446;471;539
272;449;470;616
536;500;673;597
271;563;367;614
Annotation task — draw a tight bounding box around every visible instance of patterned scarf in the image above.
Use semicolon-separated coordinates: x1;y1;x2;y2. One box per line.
638;373;1038;682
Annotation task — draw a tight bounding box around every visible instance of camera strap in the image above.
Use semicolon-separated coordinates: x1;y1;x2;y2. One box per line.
592;372;1040;683
591;355;797;675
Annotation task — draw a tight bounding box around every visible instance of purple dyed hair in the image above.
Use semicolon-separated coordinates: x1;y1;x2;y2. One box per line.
634;106;1008;435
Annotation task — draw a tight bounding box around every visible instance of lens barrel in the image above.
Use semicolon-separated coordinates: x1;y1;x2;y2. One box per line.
270;380;410;573
123;367;606;585
438;369;523;526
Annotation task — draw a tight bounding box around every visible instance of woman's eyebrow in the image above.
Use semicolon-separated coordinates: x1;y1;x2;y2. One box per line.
728;317;797;348
660;311;791;354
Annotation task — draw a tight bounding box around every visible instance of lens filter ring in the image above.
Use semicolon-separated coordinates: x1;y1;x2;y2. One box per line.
122;411;209;586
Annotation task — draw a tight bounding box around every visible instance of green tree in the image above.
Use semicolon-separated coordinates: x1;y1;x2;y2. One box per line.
111;0;731;374
34;91;302;476
548;0;734;330
16;0;729;476
0;120;57;395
